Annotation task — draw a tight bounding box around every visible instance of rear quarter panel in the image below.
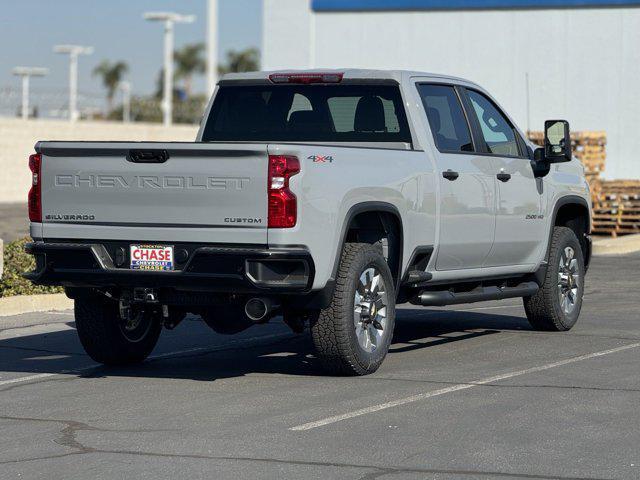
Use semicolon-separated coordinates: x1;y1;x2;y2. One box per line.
266;144;437;290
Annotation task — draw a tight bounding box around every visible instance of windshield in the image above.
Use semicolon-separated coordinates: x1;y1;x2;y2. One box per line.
202;84;412;143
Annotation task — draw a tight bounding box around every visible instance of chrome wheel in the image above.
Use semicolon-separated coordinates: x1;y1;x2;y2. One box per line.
354;266;389;353
558;246;580;315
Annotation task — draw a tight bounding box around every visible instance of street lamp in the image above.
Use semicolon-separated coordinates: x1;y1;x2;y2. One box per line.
12;66;48;120
207;0;218;96
53;44;94;121
143;12;195;126
119;81;131;123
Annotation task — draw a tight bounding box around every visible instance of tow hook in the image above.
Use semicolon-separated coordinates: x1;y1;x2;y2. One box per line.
119;288;160;321
133;287;158;303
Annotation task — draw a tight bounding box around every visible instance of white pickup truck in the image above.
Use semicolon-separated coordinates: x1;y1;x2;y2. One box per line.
26;69;591;375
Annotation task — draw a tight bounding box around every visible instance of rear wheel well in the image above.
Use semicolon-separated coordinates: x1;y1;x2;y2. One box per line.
554;202;590;267
345;210;402;287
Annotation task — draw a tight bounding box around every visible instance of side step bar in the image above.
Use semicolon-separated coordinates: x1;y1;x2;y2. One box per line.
414;281;539;307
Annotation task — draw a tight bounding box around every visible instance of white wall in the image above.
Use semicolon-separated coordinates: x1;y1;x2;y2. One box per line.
263;0;314;69
263;1;640;179
0;118;198;204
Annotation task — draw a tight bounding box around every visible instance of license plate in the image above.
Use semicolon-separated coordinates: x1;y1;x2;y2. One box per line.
130;244;174;271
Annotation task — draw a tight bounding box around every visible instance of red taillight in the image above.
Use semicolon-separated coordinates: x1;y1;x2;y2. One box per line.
28;153;42;222
268;155;300;228
268;72;343;84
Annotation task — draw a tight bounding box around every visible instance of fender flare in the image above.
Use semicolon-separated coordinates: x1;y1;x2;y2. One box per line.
328;201;404;293
539;195;591;276
550;195;591;232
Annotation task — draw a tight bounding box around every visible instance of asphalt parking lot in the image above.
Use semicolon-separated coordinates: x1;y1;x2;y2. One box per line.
1;252;639;480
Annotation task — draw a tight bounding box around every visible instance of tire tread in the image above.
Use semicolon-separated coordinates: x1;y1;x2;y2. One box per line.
524;226;584;331
310;243;395;376
75;294;161;365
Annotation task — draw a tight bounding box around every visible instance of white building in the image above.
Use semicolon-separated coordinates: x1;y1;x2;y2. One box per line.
262;0;640;179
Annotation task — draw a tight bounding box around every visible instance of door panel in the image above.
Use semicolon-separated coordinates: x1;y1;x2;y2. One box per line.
462;89;545;266
485;157;545;266
416;83;497;271
435;154;497;270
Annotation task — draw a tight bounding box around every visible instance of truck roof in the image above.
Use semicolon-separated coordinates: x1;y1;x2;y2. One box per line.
219;68;478;87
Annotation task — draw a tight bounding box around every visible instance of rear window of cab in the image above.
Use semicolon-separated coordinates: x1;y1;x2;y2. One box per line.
202;84;411;143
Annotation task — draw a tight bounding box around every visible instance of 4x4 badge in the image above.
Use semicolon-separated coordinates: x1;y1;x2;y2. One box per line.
308;155;333;163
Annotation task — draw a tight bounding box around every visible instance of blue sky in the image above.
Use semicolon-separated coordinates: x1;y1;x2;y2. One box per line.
0;0;262;97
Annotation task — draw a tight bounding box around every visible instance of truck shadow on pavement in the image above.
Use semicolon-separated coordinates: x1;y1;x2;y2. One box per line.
0;307;532;384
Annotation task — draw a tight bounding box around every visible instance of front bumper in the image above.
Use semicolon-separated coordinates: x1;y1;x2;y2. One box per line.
25;240;315;294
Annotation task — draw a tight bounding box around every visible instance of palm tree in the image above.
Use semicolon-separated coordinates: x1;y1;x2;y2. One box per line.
93;60;128;112
174;43;205;97
218;48;260;75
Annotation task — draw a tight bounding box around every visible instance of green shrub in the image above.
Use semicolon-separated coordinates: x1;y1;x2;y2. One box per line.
0;237;63;297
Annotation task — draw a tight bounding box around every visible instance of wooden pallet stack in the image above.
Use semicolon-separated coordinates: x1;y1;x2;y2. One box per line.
591;180;640;237
527;131;640;236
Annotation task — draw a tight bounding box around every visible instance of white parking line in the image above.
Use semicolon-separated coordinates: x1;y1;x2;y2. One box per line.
0;332;292;388
289;342;640;431
0;372;58;386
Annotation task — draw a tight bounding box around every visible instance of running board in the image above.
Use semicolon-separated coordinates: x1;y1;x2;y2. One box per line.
414;281;539;307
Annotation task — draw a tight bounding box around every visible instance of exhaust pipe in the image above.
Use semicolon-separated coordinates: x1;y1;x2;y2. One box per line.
244;297;278;323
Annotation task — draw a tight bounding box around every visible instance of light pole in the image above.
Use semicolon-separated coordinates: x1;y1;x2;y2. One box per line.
53;44;93;121
207;0;218;96
143;12;195;126
12;67;48;119
119;81;131;123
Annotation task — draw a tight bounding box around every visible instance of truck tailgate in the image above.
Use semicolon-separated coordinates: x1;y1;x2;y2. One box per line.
37;142;268;244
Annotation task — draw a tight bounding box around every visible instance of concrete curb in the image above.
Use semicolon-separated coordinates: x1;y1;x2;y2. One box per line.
593;234;640;256
0;293;73;317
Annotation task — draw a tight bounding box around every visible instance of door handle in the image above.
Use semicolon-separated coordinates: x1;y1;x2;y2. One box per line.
442;169;459;181
128;149;170;163
496;172;511;182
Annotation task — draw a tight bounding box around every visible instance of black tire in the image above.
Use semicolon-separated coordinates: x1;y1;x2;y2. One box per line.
202;305;254;335
310;243;396;376
524;226;585;331
75;295;162;365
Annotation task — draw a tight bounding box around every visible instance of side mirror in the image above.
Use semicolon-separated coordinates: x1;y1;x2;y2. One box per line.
544;119;571;163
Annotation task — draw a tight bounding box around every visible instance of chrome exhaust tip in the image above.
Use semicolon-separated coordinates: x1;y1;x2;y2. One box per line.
244;297;275;323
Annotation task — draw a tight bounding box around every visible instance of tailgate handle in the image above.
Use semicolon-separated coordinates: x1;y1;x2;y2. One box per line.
128;149;169;163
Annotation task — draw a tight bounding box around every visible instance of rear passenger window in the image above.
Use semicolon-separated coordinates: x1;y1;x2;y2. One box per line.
417;84;474;153
466;90;521;157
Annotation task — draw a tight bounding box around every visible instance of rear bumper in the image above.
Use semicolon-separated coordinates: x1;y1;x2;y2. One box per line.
24;240;315;294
